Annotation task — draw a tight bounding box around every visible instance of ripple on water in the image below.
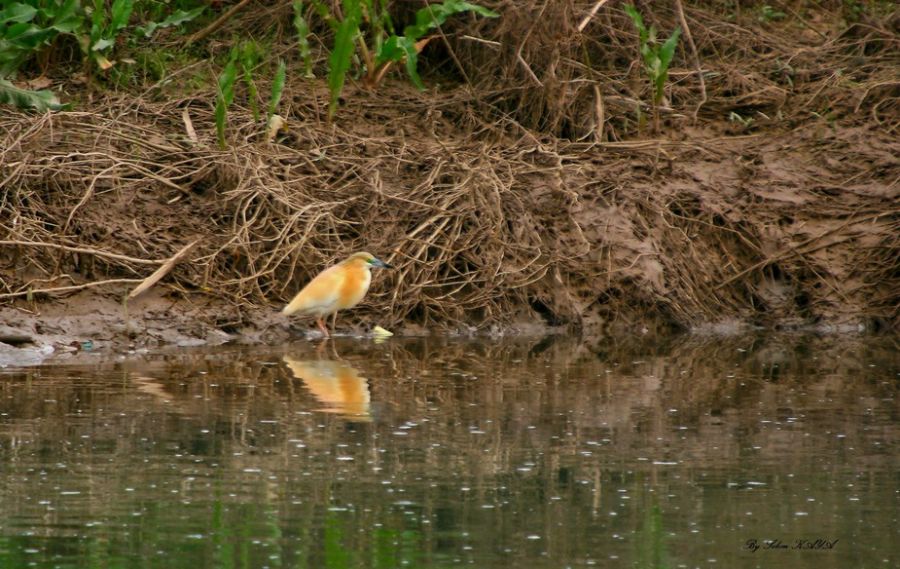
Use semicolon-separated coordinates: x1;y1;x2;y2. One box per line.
0;336;897;568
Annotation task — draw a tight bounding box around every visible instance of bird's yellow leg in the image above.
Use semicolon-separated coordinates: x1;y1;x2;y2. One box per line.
316;317;330;338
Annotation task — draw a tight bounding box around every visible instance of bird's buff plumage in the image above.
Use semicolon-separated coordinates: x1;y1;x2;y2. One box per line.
282;252;392;337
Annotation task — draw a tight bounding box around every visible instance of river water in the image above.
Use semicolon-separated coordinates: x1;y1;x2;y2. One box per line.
0;334;897;568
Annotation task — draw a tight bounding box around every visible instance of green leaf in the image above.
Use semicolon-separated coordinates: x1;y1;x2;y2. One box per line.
639;42;655;71
215;51;239;148
155;6;204;28
268;59;286;119
310;0;338;30
89;0;105;46
405;0;498;40
374;35;407;65
214;95;227;149
623;4;645;35
327;0;362;117
91;38;113;51
401;40;423;90
292;1;314;78
654;28;680;104
136;6;204;38
240;42;260;121
109;0;133;34
658;27;681;70
0;3;37;26
375;35;422;88
0;78;69;111
34;0;83;34
3;21;50;45
218;54;238;106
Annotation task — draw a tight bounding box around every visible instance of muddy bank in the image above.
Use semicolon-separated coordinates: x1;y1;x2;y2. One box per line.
1;2;898;354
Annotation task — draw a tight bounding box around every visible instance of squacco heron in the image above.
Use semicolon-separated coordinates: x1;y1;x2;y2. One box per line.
282;251;392;337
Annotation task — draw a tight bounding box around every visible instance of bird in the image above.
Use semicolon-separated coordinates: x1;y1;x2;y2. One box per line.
282;251;392;337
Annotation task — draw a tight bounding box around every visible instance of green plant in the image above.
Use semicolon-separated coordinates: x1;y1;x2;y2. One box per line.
268;58;286;120
623;4;680;133
0;0;82;77
728;111;754;128
1;1;203;76
216;45;287;148
758;5;786;22
292;1;313;78
0;1;81;111
215;47;238;149
265;59;287;141
82;0;202;71
83;0;134;70
135;5;204;38
311;0;498;117
0;0;203;110
239;40;260;121
0;76;68;110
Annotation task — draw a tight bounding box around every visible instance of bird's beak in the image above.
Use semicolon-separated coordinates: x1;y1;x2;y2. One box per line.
372;258;392;269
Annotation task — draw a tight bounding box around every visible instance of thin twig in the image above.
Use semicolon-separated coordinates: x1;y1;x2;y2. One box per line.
577;0;610;33
187;0;254;44
0;279;143;300
675;0;707;122
0;240;164;265
128;240;201;299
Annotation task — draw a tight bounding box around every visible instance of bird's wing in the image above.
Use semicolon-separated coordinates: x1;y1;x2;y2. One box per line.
282;264;346;316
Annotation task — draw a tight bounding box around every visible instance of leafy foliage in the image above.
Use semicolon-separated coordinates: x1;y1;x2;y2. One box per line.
0;0;203;110
0;77;69;110
0;1;75;76
318;0;498;117
292;1;313;78
623;4;680;107
216;44;287;148
623;4;680;132
84;0;135;70
326;0;362;117
215;48;238;149
268;59;286;120
135;6;204;38
240;41;260;121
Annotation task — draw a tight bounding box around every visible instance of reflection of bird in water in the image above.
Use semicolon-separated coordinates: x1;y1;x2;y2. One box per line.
131;375;173;402
282;252;392;338
283;355;371;421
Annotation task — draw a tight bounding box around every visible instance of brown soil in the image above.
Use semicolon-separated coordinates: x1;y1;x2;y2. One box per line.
1;1;898;354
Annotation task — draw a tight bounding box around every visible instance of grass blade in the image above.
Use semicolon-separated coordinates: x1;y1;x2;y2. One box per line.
268;59;286;120
327;0;362;118
215;53;239;148
292;1;314;78
240;42;260;121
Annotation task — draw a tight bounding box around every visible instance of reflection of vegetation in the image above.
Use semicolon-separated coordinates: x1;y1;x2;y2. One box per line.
635;504;669;569
324;513;352;567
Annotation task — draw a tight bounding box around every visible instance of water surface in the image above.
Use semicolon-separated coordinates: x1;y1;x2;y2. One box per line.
1;334;897;568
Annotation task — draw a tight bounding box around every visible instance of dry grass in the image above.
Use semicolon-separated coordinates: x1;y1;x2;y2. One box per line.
446;0;899;138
